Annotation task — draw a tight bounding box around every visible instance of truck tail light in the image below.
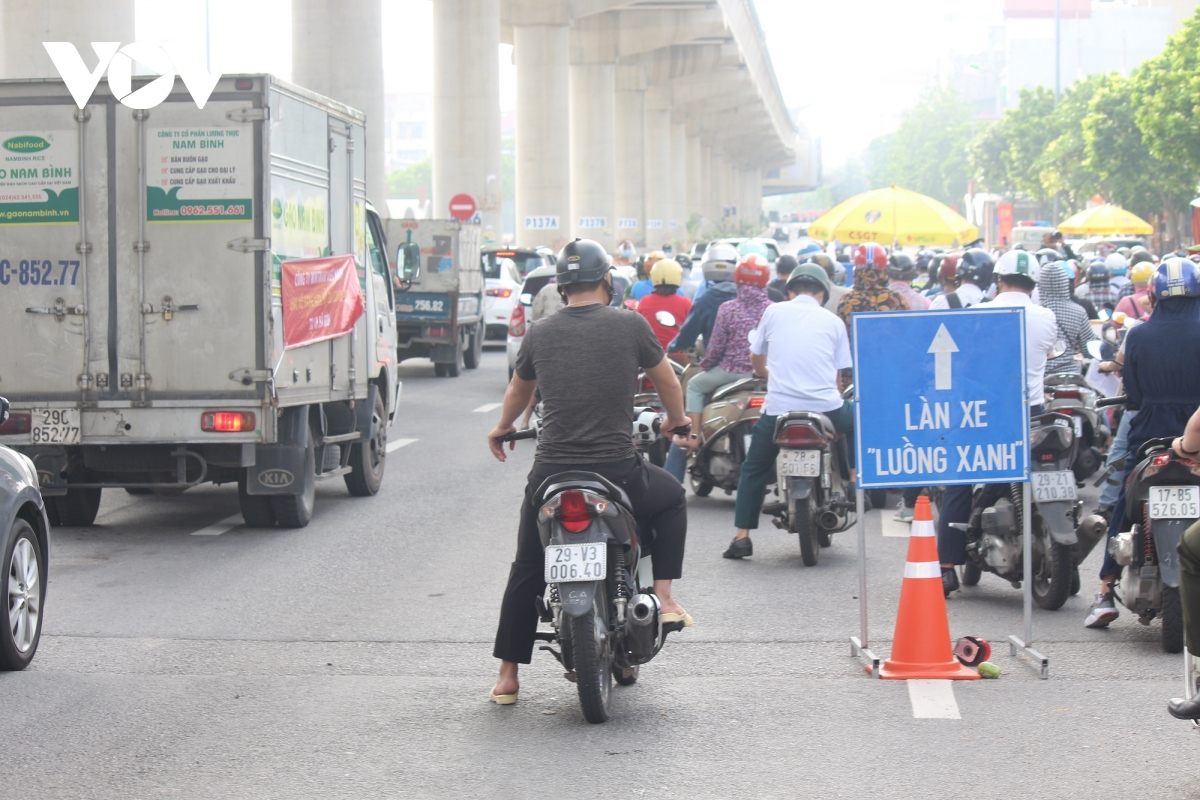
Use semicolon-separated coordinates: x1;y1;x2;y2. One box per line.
0;413;31;435
487;287;513;298
423;325;449;340
201;411;256;432
509;305;526;337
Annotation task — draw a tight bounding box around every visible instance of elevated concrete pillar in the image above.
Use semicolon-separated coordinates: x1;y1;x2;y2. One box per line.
745;166;762;230
686;135;703;229
514;23;570;249
670;120;687;243
568;62;616;250
433;0;502;242
643;109;672;247
293;0;387;216
715;156;734;232
2;0;134;78
699;142;714;235
614;65;646;248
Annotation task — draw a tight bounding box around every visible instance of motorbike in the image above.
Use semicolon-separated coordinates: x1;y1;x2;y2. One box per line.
686;376;767;497
762;398;858;566
1098;397;1200;653
498;409;690;723
953;411;1107;609
633;310;687;467
1044;372;1109;481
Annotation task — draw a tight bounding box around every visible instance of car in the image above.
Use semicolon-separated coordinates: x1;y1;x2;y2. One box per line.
481;247;555;340
0;397;50;671
506;264;559;379
1075;235;1147;255
716;237;781;266
689;241;709;260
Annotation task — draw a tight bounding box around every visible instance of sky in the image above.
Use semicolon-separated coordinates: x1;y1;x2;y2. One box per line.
135;0;1002;169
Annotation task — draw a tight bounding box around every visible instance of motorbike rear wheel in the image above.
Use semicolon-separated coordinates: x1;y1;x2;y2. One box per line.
689;474;713;497
566;583;614;723
1161;585;1184;654
962;561;982;587
1031;527;1072;611
792;497;819;567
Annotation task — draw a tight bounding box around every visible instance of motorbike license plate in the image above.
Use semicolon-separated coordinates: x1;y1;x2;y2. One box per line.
544;543;607;583
31;408;80;445
777;449;821;478
1148;486;1200;519
1032;470;1077;503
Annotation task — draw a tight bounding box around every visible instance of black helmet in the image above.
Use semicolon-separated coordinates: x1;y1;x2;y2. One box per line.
556;238;612;287
886;253;916;280
956;248;995;285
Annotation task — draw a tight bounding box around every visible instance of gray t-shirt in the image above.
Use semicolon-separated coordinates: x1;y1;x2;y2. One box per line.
516;304;665;464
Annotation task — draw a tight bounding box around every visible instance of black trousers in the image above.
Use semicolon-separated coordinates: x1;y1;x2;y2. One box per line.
493;455;688;664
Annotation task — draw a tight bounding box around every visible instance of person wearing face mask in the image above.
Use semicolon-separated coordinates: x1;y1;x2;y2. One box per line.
614;239;636;267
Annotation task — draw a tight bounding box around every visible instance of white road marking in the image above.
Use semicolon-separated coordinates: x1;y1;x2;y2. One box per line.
386;437;418;453
472;402;503;413
191;514;244;537
907;680;961;719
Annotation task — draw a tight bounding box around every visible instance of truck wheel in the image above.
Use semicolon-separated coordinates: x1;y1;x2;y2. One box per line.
463;324;483;370
271;436;316;528
345;390;387;497
48;485;101;527
446;331;464;378
434;362;448;377
237;471;276;528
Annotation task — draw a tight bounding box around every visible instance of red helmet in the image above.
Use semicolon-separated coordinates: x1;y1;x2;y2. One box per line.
939;252;960;281
853;243;888;269
735;253;771;287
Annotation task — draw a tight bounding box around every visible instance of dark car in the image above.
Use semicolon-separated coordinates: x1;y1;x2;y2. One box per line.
0;398;50;670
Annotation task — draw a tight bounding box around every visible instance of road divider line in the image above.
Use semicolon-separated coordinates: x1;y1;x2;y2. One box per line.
192;514;244;537
387;438;418;453
907;680;961;719
473;402;503;413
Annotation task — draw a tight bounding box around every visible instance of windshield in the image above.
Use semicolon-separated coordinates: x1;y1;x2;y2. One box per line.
483;251;544;279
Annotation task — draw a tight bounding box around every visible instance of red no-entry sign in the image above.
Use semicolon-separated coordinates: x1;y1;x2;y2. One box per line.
449;193;477;222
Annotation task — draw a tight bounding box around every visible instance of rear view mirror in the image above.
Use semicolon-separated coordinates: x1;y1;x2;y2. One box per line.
1085;340;1103;361
396;242;421;291
519;293;533;305
1049;338;1068;359
0;397;8;426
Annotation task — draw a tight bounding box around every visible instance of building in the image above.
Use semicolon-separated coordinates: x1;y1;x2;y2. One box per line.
383;92;432;172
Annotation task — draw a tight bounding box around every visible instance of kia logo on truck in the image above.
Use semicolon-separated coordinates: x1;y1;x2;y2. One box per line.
259;469;294;488
42;42;222;110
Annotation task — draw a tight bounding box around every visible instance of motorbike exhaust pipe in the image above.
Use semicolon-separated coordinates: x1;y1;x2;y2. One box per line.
625;593;662;664
1074;514;1108;564
629;593;660;626
819;511;841;530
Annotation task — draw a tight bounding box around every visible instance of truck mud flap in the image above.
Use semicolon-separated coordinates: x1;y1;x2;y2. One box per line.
24;446;69;497
247;406;309;495
1151;519;1187;588
354;384;381;440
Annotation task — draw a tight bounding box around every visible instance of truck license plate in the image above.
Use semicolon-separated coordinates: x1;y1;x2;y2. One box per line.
1032;470;1076;503
31;408;80;445
1148;486;1200;519
777;449;821;478
544;543;606;583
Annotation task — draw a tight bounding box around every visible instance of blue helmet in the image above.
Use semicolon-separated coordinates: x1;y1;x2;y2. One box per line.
795;240;823;259
1086;259;1110;286
1152;257;1200;300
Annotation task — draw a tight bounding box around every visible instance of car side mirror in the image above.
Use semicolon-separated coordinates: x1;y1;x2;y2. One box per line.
0;397;8;426
519;292;533;305
395;242;421;291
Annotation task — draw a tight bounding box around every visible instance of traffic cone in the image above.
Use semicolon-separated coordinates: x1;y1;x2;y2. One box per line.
879;496;979;681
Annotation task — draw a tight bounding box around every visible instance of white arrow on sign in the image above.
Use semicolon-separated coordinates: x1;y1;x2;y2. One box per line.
927;323;959;391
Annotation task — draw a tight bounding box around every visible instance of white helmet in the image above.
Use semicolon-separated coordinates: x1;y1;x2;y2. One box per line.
995;249;1039;284
701;242;739;283
1104;252;1129;277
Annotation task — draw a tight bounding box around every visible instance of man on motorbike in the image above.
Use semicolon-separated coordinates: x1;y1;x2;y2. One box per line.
629;251;666;302
723;264;855;559
1036;257;1098;375
937;253;1059;595
1115;258;1155;321
1169;405;1200;720
767;254;798;299
1075;259;1119;313
804;253;850;312
1107;252;1130;293
487;239;692;705
886;253;931;310
667;242;739;356
929;249;991;310
1085;257;1200;628
836;243;906;333
637;258;692;351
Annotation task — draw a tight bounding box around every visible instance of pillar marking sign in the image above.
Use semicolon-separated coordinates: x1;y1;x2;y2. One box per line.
852;308;1029;488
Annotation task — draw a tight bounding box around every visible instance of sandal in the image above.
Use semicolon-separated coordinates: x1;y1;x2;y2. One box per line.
489;689;518;705
660;609;694;627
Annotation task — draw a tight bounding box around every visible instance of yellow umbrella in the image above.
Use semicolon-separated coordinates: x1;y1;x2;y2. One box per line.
808;185;978;247
1057;204;1153;236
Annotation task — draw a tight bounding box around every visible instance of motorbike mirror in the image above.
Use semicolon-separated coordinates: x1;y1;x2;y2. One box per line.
0;397;7;426
655;310;677;328
1049;338;1068;359
1085;340;1103;361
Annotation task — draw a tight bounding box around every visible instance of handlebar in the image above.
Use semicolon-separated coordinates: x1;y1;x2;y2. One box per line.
1096;396;1127;408
498;428;539;443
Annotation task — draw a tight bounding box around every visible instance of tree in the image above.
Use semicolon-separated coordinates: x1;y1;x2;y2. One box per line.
1131;7;1200;186
1036;74;1103;214
969;118;1014;196
1002;86;1058;205
386;157;431;200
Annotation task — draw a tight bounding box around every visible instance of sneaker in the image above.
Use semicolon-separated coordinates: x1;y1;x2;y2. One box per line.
1084;591;1120;628
723;536;753;559
942;567;960;597
894;504;914;523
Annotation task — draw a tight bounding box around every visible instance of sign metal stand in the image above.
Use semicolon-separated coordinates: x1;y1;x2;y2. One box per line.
850;464;880;677
1007;481;1050;679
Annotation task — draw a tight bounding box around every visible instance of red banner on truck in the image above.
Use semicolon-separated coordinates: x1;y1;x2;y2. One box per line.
281;255;364;349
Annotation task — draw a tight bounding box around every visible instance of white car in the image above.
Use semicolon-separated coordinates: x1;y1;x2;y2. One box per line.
506;265;559;379
481;248;555;340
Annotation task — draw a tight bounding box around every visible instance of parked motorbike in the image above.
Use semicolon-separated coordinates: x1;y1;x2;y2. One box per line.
1045;372;1109;481
1098;398;1199;653
498;409;690;723
686;377;767;497
954;411;1107;609
762;402;857;566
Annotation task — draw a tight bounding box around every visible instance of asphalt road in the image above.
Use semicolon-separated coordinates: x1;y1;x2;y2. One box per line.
3;347;1198;799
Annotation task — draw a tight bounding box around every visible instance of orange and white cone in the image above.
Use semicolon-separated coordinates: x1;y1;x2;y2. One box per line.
879;496;979;681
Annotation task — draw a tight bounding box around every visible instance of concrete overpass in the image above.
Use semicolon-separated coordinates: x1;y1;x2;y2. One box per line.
0;0;814;251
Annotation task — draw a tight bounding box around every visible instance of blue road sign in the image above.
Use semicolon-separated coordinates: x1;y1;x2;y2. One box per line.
852;308;1029;488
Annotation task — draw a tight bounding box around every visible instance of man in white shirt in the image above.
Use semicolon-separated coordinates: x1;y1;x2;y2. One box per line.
929;250;991;310
723;264;854;559
937;252;1059;594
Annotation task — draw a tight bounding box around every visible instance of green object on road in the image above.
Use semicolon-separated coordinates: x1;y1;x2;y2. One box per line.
978;661;1001;678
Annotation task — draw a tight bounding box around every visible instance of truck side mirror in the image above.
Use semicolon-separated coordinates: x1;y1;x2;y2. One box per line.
396;242;421;291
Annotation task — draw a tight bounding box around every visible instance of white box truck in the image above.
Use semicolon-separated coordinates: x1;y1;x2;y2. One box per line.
0;75;400;528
